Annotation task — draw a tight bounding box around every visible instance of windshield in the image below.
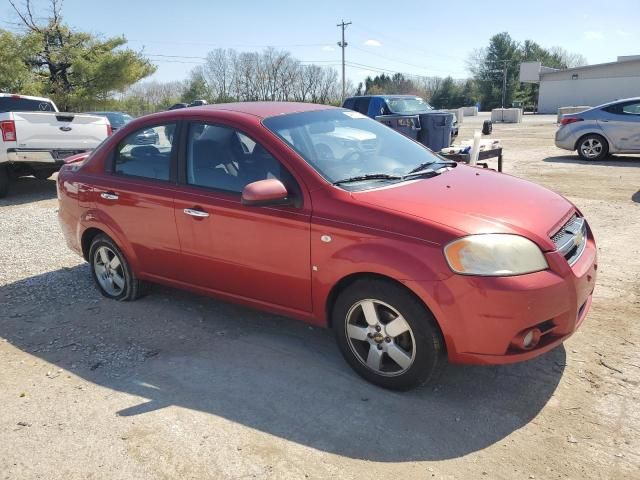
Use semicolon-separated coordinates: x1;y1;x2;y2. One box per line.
385;97;433;114
0;97;55;113
263;109;443;189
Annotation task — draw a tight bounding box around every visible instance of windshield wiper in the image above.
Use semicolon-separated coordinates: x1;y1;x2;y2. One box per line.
406;160;457;174
333;173;402;185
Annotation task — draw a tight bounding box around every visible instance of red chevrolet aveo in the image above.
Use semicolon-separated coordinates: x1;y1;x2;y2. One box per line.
57;102;597;390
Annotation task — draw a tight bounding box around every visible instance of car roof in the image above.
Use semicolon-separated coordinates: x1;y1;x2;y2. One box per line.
186;101;334;119
580;97;640;112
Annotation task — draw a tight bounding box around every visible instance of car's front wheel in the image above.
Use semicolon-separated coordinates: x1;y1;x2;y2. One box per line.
89;234;146;301
577;134;609;161
333;278;445;390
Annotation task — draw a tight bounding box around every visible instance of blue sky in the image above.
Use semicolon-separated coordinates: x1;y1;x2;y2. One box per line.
2;0;638;85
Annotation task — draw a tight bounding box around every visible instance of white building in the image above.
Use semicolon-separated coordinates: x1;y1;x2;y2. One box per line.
520;56;640;114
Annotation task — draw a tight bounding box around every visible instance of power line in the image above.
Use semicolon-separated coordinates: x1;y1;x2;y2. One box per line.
349;45;467;76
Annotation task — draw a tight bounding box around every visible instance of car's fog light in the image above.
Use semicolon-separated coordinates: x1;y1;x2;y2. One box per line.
511;328;542;351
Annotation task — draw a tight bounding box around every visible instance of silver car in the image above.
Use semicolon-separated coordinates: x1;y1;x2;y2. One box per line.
555;97;640;160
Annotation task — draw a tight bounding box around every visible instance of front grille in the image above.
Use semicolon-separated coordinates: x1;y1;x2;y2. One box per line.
551;213;588;265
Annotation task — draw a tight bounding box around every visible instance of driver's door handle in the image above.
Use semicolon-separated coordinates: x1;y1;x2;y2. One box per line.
184;208;209;218
100;191;119;200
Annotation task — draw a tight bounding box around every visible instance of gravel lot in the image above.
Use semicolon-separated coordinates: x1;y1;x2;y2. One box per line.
1;113;639;479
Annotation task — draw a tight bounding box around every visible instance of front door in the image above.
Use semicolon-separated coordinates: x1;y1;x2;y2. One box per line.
173;121;312;313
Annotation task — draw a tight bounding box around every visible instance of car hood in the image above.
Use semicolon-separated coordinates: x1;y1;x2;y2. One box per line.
350;166;573;250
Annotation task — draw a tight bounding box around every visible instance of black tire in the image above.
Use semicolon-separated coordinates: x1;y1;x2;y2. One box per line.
482;120;492;135
333;278;445;390
0;166;9;198
88;234;147;301
576;134;609;161
33;169;56;180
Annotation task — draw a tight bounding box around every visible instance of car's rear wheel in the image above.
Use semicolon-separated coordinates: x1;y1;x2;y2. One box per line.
577;134;609;161
0;166;9;198
333;279;445;390
89;234;146;301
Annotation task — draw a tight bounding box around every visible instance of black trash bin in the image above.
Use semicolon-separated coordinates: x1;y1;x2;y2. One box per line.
417;112;454;152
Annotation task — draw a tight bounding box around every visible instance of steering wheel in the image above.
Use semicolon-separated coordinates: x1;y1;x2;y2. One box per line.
315;143;334;161
342;149;363;164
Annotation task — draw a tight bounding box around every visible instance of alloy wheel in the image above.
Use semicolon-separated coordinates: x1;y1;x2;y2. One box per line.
345;299;416;376
580;138;603;159
93;246;126;296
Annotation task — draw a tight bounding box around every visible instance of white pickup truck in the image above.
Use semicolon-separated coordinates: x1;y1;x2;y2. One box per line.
0;93;110;197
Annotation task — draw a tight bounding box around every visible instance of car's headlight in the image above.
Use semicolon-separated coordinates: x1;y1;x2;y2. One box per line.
443;234;548;276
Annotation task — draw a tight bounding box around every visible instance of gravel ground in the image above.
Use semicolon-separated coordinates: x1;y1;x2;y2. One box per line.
0;113;639;479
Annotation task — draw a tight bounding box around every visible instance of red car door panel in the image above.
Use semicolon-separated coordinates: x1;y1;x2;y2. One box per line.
174;188;312;312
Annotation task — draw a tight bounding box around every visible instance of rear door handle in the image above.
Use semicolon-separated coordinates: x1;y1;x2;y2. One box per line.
100;191;119;200
183;208;209;218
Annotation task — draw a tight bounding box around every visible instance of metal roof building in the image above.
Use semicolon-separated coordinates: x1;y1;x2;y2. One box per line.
520;56;640;114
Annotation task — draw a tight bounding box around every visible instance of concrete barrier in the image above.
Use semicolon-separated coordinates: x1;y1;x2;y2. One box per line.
446;108;465;124
557;106;591;123
462;106;478;116
491;108;523;123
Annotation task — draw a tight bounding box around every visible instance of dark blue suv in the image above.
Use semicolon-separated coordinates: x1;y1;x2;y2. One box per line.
342;95;458;151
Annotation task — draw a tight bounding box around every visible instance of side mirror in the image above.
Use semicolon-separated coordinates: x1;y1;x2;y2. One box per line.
241;179;290;207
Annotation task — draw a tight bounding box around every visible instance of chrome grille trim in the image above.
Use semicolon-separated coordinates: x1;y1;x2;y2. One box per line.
551;214;587;266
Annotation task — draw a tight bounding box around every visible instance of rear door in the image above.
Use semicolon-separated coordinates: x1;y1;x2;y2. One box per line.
598;101;640;151
91;122;182;280
172;121;312;313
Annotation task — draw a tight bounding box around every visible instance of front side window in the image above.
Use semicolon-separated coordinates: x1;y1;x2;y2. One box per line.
263;109;443;190
114;124;175;181
186;122;298;197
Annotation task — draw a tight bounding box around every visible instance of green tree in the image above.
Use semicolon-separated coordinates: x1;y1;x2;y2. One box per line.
0;30;41;94
181;70;211;104
8;0;156;110
470;32;521;110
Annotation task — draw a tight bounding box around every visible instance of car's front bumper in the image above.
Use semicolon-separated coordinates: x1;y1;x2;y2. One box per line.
406;235;597;365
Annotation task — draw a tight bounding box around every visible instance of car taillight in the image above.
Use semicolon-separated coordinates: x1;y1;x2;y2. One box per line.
560;117;583;126
0;120;17;142
106;124;113;136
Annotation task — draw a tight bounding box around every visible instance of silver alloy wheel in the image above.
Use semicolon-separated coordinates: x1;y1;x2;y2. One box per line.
93;246;126;296
580;138;603;159
345;299;416;377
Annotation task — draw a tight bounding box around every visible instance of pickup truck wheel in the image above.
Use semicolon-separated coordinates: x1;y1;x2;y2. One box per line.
0;166;9;198
89;234;146;301
33;169;56;180
333;279;445;390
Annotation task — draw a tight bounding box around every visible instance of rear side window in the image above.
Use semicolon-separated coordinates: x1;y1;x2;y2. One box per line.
0;97;55;113
114;124;176;181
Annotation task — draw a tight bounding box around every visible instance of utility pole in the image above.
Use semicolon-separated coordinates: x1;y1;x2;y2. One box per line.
337;19;352;102
501;60;508;108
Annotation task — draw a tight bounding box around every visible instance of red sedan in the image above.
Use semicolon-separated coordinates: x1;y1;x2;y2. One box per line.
57;102;597;390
